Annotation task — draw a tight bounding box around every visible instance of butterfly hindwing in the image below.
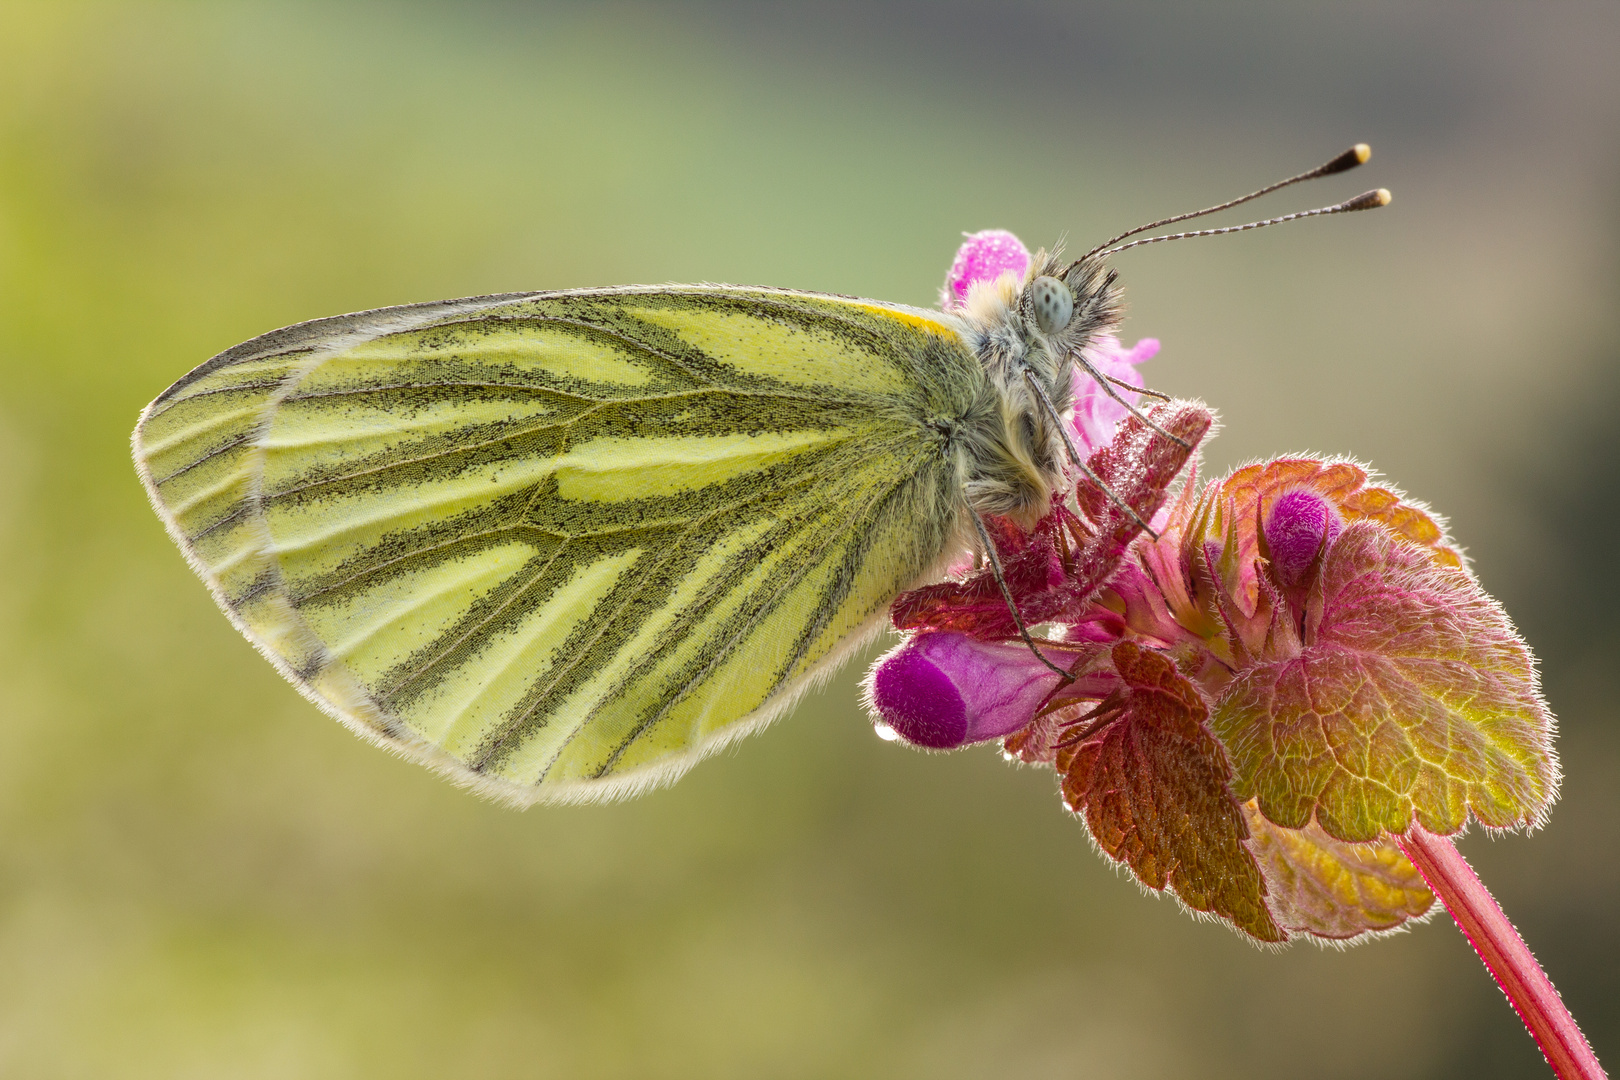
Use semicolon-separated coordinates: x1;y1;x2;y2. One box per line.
134;286;979;803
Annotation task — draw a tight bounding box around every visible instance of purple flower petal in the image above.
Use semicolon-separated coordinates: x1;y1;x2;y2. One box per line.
869;640;968;748
868;632;1067;749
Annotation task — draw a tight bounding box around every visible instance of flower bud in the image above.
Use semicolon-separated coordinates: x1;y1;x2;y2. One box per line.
1264;489;1344;586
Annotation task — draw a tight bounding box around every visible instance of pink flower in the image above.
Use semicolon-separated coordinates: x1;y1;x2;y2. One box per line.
1262;487;1344;587
941;229;1030;310
863;233;1559;944
871;427;1556;943
1071;335;1160;456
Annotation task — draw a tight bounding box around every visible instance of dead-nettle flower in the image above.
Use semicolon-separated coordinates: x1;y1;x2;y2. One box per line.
871;227;1563;945
866;228;1603;1079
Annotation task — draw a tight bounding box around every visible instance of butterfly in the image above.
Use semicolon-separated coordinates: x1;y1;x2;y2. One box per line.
132;147;1385;806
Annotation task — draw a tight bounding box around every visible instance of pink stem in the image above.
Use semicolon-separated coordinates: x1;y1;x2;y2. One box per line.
1396;828;1606;1080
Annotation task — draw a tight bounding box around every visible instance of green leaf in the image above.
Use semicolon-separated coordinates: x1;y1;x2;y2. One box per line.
1212;522;1557;842
1244;802;1434;941
1058;642;1284;942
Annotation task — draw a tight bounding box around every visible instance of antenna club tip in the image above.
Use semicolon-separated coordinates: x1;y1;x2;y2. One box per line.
1341;188;1392;212
1321;144;1374;175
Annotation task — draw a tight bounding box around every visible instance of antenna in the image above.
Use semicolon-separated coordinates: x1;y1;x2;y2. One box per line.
1098;188;1391;257
1072;143;1374;268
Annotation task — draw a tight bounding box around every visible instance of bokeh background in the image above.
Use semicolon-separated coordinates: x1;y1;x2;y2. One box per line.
2;2;1617;1076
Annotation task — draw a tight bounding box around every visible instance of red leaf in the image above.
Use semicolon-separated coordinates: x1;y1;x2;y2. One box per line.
1057;642;1283;942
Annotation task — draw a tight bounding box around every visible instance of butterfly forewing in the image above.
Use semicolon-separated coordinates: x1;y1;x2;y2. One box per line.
134;287;976;803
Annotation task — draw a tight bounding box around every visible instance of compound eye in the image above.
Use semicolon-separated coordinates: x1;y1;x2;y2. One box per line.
1029;275;1074;335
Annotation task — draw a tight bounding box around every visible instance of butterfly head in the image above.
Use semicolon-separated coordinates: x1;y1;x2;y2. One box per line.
954;247;1124;379
1021;249;1124;357
947;247;1124;526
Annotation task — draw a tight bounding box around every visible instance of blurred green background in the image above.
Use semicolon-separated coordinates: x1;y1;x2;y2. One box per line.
2;2;1617;1076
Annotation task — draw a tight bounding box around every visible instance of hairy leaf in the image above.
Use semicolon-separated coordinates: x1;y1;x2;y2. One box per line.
1058;642;1283;941
1212;523;1557;841
1244;802;1434;940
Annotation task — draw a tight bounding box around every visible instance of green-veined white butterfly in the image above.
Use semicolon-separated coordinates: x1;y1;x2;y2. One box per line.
132;147;1386;806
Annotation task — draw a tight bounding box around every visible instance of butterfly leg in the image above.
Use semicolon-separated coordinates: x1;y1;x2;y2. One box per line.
1020;369;1160;540
968;507;1074;682
1067;347;1188;448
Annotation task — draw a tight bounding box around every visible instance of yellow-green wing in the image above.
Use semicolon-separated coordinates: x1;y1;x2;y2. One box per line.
133;286;981;804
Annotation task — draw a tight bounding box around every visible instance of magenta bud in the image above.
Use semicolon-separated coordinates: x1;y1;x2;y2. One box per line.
1264;489;1344;586
867;632;1066;749
942;230;1031;311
